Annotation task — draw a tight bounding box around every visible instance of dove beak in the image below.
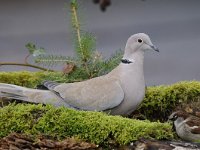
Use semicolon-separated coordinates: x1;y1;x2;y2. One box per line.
150;45;159;52
144;41;159;52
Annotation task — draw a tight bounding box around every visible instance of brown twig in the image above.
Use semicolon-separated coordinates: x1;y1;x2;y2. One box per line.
0;62;55;72
24;54;31;64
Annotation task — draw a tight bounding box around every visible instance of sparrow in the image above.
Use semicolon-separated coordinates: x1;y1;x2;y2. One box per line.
169;110;200;142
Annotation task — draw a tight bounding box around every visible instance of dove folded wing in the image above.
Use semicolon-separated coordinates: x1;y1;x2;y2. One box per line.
51;76;125;111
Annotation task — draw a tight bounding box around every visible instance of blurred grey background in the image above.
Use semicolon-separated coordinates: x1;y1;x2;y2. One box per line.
0;0;200;86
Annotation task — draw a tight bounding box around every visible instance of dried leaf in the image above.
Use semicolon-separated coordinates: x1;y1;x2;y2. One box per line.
62;63;75;74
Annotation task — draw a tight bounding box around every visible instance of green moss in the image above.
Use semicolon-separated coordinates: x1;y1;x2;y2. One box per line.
2;71;193;144
137;81;200;121
0;104;173;145
0;71;68;88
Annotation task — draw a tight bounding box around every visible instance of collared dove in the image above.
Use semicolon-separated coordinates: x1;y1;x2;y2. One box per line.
0;33;159;116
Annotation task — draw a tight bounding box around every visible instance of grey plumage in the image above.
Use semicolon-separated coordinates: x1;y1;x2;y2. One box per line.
42;80;60;91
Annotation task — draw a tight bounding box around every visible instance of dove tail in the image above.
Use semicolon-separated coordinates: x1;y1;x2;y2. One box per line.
0;83;72;108
0;83;29;101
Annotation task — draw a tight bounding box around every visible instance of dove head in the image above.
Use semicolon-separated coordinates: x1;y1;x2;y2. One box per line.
124;33;159;57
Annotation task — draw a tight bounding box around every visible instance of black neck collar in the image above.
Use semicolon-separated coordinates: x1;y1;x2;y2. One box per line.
121;59;133;64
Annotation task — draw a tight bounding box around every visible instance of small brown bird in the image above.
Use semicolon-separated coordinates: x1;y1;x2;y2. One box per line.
169;111;200;142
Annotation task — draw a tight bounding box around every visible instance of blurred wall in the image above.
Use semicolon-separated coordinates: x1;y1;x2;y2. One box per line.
0;0;200;85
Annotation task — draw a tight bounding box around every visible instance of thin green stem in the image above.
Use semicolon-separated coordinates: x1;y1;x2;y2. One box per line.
71;3;82;53
71;2;90;76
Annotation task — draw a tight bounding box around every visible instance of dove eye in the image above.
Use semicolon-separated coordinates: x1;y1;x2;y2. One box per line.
137;39;143;43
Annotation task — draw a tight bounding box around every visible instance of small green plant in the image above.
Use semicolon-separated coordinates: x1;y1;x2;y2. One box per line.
0;0;122;81
34;0;122;79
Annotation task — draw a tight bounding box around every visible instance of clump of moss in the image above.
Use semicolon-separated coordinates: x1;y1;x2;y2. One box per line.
0;104;173;145
136;81;200;121
0;71;68;88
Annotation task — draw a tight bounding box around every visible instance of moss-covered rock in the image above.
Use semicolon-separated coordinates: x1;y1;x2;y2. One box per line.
0;71;200;121
136;81;200;121
0;71;70;88
5;71;200;145
0;104;173;145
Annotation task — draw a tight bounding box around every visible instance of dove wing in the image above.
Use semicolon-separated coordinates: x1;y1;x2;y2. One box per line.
53;76;124;111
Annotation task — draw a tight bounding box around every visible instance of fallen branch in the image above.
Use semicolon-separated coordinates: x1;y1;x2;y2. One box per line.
0;62;55;72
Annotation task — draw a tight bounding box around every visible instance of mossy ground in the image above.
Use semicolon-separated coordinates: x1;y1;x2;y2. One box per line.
1;71;200;145
0;71;69;88
0;103;173;145
136;81;200;121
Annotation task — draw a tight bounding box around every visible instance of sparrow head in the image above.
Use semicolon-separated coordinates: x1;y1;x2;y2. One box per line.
168;112;179;121
125;33;159;56
168;111;189;121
